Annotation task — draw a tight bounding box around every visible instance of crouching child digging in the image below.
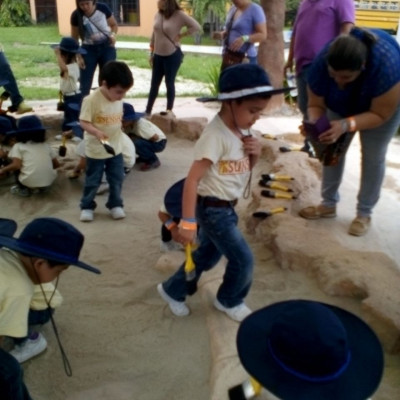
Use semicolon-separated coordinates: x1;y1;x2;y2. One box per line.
0;217;100;400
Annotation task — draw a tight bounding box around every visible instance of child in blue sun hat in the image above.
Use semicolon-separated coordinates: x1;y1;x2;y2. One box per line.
0;115;60;197
157;64;292;322
0;217;100;400
51;37;86;135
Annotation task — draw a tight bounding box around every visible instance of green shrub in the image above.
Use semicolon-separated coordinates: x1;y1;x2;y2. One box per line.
0;0;32;27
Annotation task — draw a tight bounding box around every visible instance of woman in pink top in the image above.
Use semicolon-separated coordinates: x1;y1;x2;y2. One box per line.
145;0;201;116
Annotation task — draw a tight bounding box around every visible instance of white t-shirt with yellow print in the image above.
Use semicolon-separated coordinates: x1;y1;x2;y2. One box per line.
80;88;124;159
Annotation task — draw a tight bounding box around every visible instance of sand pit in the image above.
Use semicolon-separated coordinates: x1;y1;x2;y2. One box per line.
1;98;399;399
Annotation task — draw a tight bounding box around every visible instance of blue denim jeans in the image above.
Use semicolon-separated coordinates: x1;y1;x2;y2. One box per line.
134;138;166;164
322;105;400;217
145;49;183;114
0;51;23;108
80;42;117;97
162;200;254;307
80;154;124;210
0;350;32;400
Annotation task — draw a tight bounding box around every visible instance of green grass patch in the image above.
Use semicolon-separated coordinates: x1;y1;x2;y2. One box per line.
1;24;221;100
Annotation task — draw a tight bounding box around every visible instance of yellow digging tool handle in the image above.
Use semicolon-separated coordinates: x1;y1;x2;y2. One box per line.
266;181;292;192
62;135;67;147
184;243;195;274
270;207;287;215
249;377;262;395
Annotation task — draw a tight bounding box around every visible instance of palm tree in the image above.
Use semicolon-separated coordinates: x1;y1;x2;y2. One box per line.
259;0;286;110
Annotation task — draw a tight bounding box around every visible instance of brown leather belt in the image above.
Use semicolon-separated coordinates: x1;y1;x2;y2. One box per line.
198;195;238;208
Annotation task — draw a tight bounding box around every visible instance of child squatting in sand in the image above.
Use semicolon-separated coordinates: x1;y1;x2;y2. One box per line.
157;64;291;322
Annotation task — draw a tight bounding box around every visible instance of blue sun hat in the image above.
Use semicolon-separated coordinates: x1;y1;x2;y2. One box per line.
0;218;17;240
123;103;145;122
8;115;48;137
197;64;293;102
237;299;383;400
164;178;185;217
0;217;100;274
51;37;87;54
0;116;14;135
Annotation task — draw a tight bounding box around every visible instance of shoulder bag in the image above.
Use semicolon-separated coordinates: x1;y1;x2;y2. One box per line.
161;16;184;64
221;8;249;70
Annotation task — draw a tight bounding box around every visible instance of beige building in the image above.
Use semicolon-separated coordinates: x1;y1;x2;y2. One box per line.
44;0;159;38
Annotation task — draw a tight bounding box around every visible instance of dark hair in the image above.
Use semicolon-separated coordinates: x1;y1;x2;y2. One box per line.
160;0;181;19
327;29;376;71
75;0;97;40
16;130;46;144
99;61;134;89
60;50;77;65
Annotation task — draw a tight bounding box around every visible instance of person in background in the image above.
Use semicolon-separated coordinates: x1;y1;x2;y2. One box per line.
0;217;100;400
285;0;355;154
79;61;133;222
51;37;86;137
214;0;266;69
299;28;400;237
122;103;166;171
0;48;33;114
0;116;60;197
70;0;118;97
157;64;291;322
145;0;201;117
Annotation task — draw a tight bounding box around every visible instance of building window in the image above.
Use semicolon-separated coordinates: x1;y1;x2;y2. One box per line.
102;0;140;26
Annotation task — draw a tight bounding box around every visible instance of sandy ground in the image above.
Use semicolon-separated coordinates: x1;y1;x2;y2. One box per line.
1;97;399;399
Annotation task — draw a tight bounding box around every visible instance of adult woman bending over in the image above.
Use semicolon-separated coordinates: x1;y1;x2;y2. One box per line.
71;0;118;97
145;0;201;117
299;28;400;236
214;0;266;69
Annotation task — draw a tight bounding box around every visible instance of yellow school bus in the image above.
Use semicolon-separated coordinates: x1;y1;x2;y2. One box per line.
355;1;400;33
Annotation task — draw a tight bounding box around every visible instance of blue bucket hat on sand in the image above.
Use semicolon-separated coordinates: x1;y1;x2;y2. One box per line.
51;37;87;54
123;103;145;122
0;217;100;274
197;64;293;102
237;299;383;400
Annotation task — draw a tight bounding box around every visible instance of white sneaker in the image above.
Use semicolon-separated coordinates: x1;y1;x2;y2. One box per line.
96;183;110;195
55;134;62;140
71;136;82;143
110;207;126;220
160;240;184;252
214;299;252;322
157;283;190;317
80;209;94;222
10;332;47;363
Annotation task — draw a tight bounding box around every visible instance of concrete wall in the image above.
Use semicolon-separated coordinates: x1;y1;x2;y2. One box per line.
55;0;158;38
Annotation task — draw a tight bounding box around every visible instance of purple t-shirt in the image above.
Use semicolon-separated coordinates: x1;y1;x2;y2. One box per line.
225;3;266;57
293;0;355;74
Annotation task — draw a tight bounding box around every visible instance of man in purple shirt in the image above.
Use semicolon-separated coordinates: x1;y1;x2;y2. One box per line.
285;0;355;153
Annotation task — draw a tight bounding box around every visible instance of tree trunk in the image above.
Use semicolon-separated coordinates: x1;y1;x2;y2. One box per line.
258;0;286;111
